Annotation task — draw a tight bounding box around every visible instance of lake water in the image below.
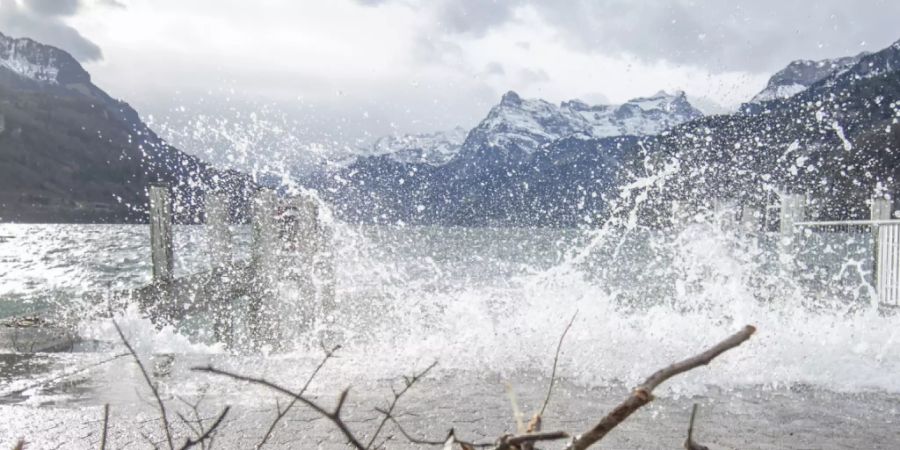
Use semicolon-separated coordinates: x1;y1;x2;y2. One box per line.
1;221;899;448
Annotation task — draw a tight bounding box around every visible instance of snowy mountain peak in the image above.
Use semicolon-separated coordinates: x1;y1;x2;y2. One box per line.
462;90;702;157
0;31;91;86
365;126;468;166
749;53;867;104
500;90;523;106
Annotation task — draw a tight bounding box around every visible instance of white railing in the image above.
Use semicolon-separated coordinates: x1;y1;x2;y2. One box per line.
876;222;900;306
794;218;900;306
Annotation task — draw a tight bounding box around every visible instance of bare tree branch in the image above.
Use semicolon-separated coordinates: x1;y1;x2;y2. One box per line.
495;431;570;450
258;343;341;449
378;412;447;446
566;325;756;450
366;361;438;449
113;320;175;450
192;365;366;450
178;406;231;450
539;311;578;417
100;403;110;450
374;409;495;449
175;391;210;450
683;403;709;450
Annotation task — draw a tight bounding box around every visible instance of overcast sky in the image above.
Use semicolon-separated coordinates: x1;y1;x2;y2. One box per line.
2;0;899;158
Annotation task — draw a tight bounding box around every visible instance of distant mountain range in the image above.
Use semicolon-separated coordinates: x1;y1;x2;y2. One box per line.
320;38;900;226
0;31;252;222
1;30;898;226
352;90;701;170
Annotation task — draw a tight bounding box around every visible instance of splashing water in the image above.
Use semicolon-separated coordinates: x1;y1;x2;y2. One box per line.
2;158;898;396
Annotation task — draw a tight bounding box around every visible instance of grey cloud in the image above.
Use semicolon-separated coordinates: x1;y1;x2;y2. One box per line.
352;0;389;6
518;67;549;84
411;33;464;65
483;61;505;76
97;0;126;8
434;0;521;36
26;0;80;16
526;0;900;72
382;0;900;73
0;0;103;61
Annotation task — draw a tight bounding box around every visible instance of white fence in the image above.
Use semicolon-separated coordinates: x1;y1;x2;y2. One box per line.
876;222;900;305
792;216;900;306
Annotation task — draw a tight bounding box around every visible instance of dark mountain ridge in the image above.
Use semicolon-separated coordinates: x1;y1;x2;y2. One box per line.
0;31;252;223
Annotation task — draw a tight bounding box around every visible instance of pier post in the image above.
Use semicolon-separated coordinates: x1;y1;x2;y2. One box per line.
149;184;174;285
779;192;806;252
248;189;280;345
206;192;233;343
206;192;232;269
871;197;892;221
741;206;759;231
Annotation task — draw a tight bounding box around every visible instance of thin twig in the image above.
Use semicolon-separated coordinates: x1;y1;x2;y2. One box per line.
179;406;231;450
495;431;570;449
539;311;578;417
193;365;366;449
113;320;175;450
100;403;110;450
175;391;209;450
366;361;438;449
258;344;341;448
375;409;494;448
378;413;446;446
504;382;525;434
566;325;756;450
683;403;708;450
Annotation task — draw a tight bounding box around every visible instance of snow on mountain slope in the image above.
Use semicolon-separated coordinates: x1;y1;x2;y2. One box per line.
368;126;467;166
749;53;866;104
353;90;700;169
463;89;702;156
0;31;91;86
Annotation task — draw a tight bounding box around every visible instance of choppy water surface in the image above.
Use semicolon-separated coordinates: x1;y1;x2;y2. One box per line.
1;220;899;448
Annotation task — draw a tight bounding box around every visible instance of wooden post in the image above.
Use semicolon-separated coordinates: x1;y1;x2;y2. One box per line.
149;184;174;284
248;189;279;345
206;192;232;269
779;192;806;252
206;192;233;343
871;197;892;221
741;206;759;231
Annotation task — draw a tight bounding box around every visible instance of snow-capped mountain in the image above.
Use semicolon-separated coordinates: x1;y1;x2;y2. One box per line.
360;90;702;170
446;90;702;175
0;31;91;86
0;32;253;222
749;53;867;104
469;90;701;153
366;126;468;166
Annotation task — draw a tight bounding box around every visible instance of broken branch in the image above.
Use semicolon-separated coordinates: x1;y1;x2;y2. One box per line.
258;344;341;449
178;406;230;450
539;311;578;417
366;360;438;448
566;325;756;450
192;365;366;450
